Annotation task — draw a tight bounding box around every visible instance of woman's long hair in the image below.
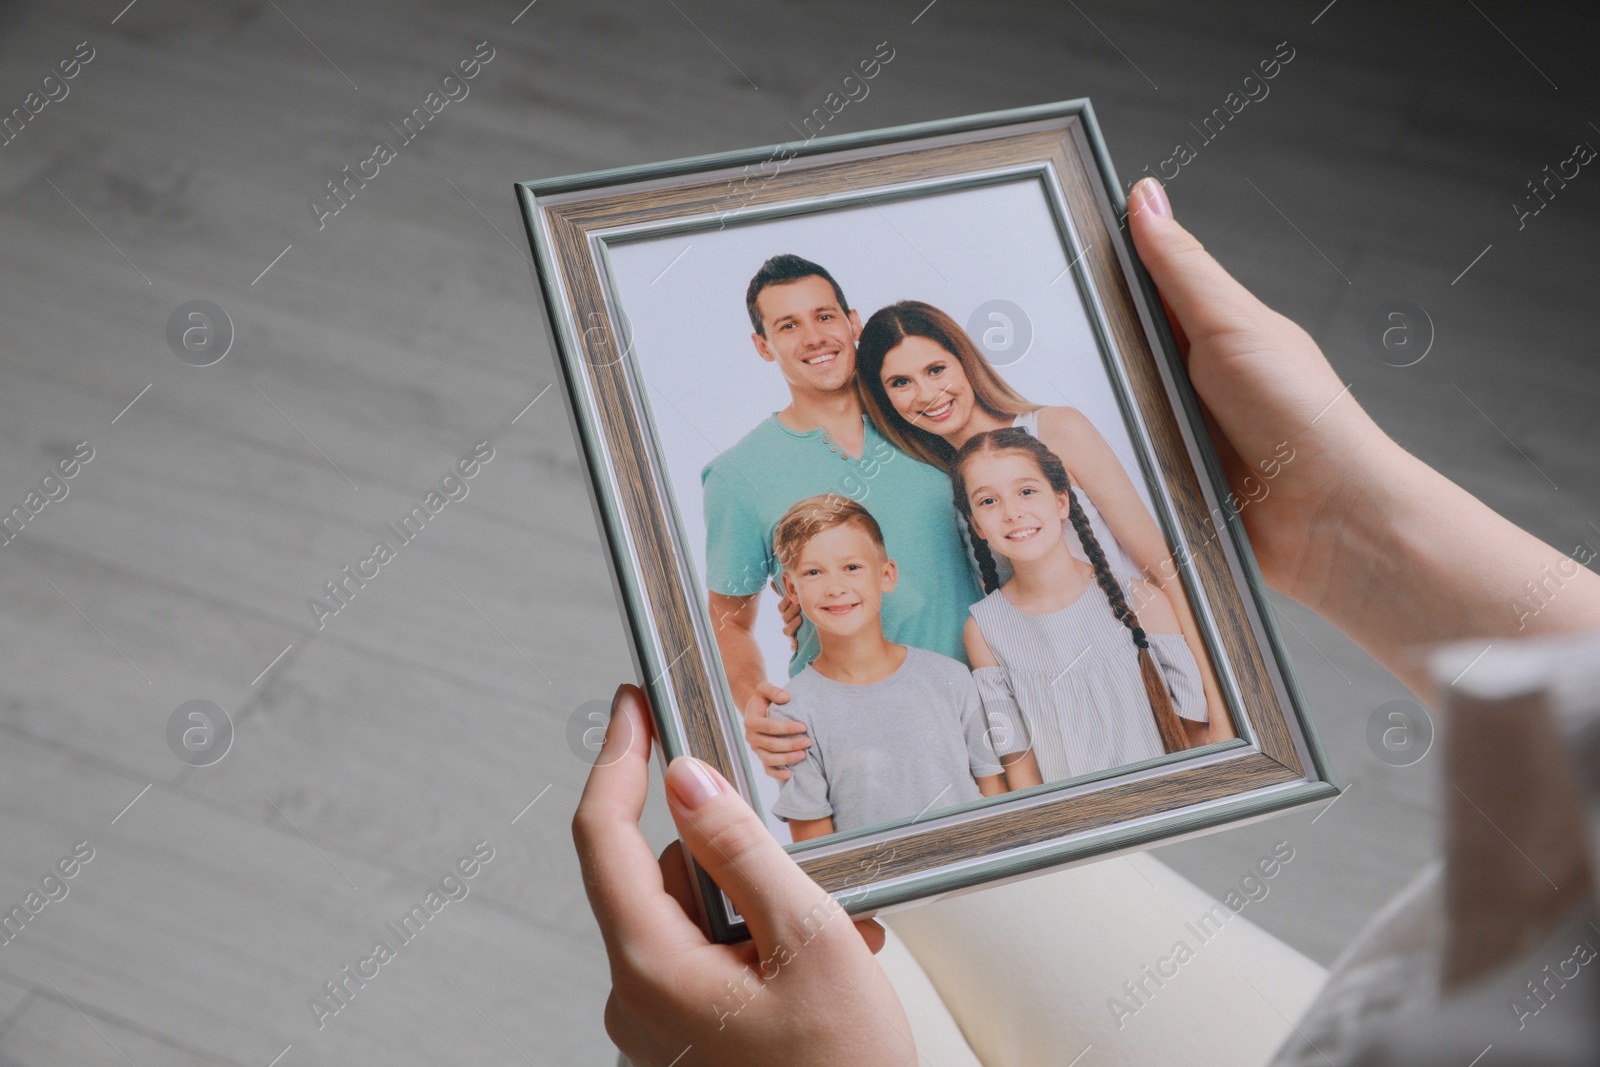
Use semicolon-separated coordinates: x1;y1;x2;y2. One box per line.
952;428;1189;753
855;301;1040;470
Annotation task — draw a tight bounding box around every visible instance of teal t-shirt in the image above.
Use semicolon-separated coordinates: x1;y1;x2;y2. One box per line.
701;414;982;675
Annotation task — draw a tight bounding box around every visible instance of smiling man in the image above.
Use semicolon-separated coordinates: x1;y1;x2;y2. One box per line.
701;253;983;778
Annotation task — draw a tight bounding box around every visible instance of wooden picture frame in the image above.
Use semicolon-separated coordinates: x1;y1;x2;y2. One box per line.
516;99;1336;943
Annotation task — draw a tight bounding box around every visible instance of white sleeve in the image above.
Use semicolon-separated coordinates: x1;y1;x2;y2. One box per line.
972;665;1033;757
1146;633;1208;722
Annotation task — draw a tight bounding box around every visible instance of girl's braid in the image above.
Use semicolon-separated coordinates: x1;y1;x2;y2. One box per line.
965;511;1003;595
1066;487;1147;648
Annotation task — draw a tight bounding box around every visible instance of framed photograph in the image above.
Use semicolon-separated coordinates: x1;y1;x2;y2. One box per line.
516;98;1336;943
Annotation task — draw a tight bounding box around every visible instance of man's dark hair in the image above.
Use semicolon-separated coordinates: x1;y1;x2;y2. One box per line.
744;254;850;336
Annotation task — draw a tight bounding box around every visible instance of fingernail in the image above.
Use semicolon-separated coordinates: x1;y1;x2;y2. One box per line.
667;757;725;810
1132;177;1171;220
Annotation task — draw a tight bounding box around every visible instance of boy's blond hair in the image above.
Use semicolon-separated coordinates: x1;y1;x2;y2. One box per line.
773;494;886;571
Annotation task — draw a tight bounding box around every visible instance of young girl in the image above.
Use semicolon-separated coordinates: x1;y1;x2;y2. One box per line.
954;428;1209;784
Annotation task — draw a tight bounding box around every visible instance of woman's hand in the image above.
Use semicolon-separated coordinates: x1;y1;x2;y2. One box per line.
1127;177;1395;615
574;685;915;1067
1126;177;1600;696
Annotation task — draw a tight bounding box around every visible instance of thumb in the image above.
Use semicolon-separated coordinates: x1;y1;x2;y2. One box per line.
664;756;842;949
1126;177;1269;351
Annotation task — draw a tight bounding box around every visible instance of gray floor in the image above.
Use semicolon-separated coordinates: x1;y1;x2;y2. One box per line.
0;0;1596;1063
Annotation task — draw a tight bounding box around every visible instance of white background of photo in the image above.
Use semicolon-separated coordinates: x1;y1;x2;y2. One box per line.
606;177;1157;840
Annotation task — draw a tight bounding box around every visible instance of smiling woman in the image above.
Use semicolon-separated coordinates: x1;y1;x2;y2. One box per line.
858;305;1140;583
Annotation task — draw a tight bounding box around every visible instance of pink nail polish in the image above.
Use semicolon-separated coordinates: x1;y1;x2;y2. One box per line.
1134;177;1172;220
667;757;724;810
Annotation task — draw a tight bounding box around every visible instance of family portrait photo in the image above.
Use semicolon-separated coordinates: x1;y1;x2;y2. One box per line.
604;176;1238;847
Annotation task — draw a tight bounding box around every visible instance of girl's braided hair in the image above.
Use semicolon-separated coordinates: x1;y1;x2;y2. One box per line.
951;427;1189;752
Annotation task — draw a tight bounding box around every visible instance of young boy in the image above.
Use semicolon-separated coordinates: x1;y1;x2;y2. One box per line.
767;493;1011;841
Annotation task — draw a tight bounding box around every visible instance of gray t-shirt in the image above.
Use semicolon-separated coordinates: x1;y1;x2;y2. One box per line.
770;646;1005;834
